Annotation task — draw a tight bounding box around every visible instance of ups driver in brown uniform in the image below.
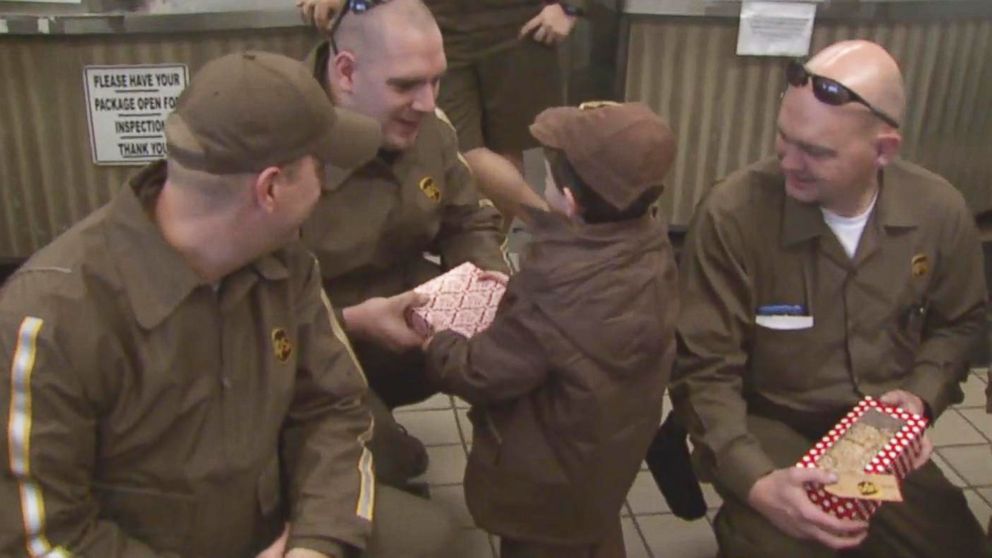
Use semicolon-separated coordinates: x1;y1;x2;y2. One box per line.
671;40;992;557
300;0;510;485
299;0;586;223
0;52;451;558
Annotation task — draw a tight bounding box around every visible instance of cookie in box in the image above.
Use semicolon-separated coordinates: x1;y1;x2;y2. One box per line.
796;396;928;520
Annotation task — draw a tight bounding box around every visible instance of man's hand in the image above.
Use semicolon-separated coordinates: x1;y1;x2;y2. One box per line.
879;389;925;416
519;3;577;46
747;467;870;550
909;433;934;470
255;526;288;558
880;389;934;470
296;0;343;32
342;291;429;352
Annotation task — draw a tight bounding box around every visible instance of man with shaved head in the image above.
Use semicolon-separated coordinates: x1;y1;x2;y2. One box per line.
299;0;581;223
670;40;991;557
298;0;510;490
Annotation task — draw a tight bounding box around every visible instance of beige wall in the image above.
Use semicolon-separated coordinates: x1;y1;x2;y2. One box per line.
0;28;315;256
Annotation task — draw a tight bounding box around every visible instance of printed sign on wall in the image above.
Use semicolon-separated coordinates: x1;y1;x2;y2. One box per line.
737;1;817;57
83;64;188;165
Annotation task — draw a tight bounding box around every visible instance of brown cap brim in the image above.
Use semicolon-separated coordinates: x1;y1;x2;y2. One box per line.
528;106;581;151
317;106;382;169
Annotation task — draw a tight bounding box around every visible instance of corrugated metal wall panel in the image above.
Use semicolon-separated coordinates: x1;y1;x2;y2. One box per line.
0;28;315;256
625;16;992;226
2;17;989;255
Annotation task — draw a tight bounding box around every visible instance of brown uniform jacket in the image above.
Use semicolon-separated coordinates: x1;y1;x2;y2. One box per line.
304;42;508;308
671;157;988;502
0;163;374;558
426;0;590;64
425;208;678;544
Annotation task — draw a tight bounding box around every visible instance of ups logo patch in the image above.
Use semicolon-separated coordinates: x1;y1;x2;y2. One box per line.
419;177;441;203
911;254;929;278
857;481;880;497
271;328;293;362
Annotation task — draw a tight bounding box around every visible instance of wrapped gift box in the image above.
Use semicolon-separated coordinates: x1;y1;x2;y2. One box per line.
796;396;928;520
407;262;506;338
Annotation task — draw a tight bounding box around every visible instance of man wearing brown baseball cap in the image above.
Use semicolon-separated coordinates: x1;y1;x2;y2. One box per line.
419;101;680;557
165;50;379;175
0;51;454;558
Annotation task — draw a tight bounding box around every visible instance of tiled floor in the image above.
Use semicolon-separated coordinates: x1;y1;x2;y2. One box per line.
394;369;992;558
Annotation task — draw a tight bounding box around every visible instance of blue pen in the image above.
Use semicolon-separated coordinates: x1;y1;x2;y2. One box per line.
756;304;806;316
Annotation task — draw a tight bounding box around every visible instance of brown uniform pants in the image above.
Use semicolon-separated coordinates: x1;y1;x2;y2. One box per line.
437;39;562;154
712;414;991;558
499;519;625;558
356;339;436;410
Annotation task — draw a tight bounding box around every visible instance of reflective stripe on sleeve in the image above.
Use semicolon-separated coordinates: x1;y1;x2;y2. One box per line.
7;317;71;557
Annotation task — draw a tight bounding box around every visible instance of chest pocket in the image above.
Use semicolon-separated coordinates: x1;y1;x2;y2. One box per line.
751;323;831;392
748;253;830;392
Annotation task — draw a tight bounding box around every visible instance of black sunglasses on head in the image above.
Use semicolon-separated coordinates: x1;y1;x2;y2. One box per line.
329;0;393;54
785;59;900;129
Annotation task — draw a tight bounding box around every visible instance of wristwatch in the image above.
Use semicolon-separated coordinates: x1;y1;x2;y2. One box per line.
557;1;583;17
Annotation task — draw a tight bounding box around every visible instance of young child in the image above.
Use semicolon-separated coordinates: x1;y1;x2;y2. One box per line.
421;101;679;557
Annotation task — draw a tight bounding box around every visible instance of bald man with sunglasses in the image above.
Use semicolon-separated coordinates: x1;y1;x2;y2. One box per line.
670;40;991;558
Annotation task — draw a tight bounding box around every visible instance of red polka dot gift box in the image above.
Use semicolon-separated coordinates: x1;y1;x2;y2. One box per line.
406;262;506;338
796;396;928;520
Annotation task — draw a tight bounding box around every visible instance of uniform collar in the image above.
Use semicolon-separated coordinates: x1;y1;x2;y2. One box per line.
873;160;917;228
105;161;289;330
781;159;917;248
307;40;329;85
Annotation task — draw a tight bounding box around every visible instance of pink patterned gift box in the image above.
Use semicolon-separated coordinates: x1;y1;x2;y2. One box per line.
796;396;928;520
407;262;506;338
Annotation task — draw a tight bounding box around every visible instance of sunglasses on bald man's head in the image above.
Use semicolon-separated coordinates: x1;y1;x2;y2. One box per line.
329;0;393;54
785;59;900;129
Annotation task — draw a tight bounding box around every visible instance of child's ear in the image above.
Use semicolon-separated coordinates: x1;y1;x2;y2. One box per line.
562;187;581;219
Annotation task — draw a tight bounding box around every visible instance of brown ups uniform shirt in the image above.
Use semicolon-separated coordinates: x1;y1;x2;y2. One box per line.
671;157;988;501
304;42;508;309
0;163;374;558
425;208;678;544
427;0;590;65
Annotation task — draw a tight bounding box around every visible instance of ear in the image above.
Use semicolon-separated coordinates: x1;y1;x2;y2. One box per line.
252;166;283;214
332;51;358;94
874;130;902;168
562;187;581;220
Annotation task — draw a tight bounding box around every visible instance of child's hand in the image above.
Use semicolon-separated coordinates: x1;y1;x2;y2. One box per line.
478;270;509;285
421;334;435;352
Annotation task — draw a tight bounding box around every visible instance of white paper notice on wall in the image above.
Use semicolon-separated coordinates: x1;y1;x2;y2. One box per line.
83;64;189;165
737;1;817;57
